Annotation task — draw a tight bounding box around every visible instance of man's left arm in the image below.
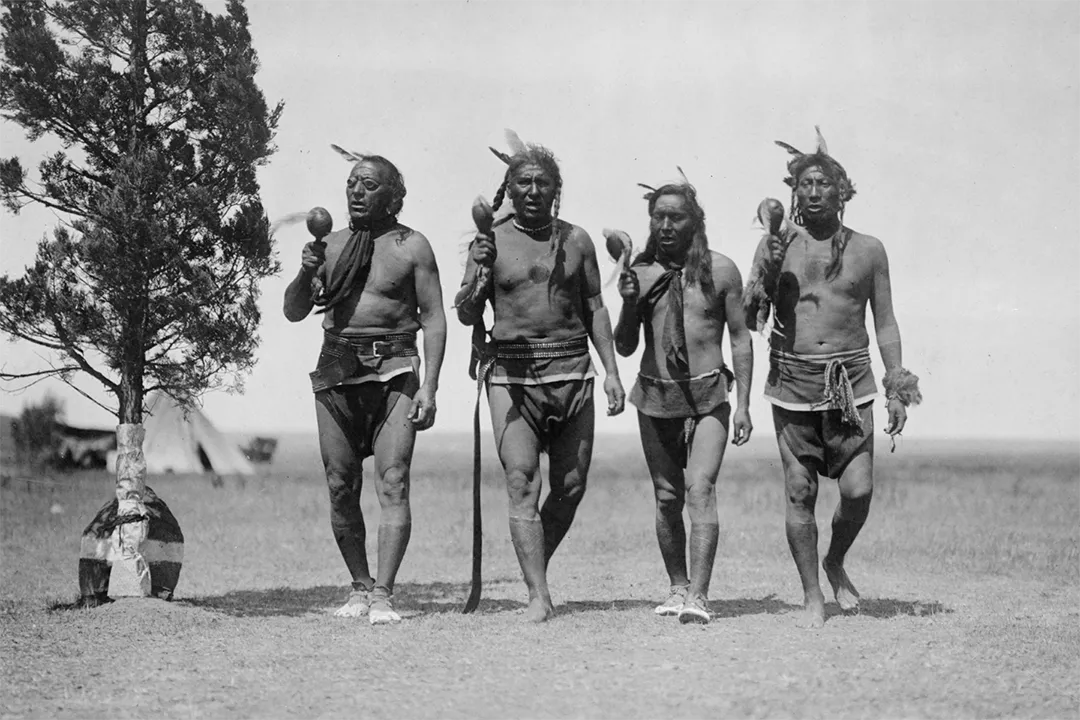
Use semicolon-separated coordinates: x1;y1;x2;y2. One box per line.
579;230;625;416
868;239;911;435
410;232;447;431
721;261;754;446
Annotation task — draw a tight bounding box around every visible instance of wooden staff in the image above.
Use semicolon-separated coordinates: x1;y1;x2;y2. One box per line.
463;195;494;614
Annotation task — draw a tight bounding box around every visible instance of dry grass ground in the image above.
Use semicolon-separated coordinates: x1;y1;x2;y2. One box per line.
1;433;1077;719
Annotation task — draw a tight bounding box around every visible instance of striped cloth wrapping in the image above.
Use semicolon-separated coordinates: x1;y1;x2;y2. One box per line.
78;485;184;605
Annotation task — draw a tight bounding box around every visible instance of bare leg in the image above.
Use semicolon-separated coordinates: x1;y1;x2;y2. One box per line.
315;394;374;593
371;389;418;597
777;430;825;630
637;412;689;590
542;397;594;566
683;405;729;603
824;446;873;612
489;385;554;622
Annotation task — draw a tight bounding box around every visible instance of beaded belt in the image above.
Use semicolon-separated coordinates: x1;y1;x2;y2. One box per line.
492;335;589;360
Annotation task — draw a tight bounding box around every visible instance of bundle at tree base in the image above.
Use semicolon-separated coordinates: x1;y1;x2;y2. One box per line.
78;486;184;607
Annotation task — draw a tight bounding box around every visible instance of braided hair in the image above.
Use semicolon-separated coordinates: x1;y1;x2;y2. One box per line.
492;145;564;255
783;153;855;281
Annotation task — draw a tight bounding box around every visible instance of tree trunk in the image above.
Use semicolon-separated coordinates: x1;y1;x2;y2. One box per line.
109;423;151;597
109;0;153;598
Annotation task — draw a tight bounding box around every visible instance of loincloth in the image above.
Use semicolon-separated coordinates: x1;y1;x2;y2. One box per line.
772;402;873;479
483;336;595;451
629;367;733;419
640;403;731;469
494;380;594;452
315;372;419;461
309;331;419;393
764;348;877;420
486;335;596;386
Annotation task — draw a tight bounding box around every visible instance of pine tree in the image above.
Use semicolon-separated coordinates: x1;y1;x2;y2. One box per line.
0;0;283;599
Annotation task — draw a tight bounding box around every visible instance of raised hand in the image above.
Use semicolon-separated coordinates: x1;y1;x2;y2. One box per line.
618;269;640;303
471;233;497;268
301;241;326;275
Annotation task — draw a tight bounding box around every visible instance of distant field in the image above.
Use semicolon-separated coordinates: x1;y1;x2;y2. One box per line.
1;436;1077;718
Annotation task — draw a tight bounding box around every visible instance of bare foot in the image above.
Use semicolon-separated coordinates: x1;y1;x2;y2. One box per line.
823;558;860;612
523;597;555;623
795;590;826;629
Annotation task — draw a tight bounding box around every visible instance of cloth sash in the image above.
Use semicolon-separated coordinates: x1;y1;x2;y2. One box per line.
766;348;875;427
637;267;688;372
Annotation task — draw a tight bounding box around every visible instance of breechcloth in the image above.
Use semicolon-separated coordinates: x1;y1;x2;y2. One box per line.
315;373;419;462
311;331;420;461
482;336;596;452
772;402;873;480
630;367;734;468
766;346;876;479
310;331;419;393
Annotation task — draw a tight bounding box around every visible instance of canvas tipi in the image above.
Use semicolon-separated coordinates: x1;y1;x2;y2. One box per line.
108;391;254;476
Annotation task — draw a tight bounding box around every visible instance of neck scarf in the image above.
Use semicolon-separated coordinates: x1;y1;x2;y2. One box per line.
314;215;398;314
638;261;688;372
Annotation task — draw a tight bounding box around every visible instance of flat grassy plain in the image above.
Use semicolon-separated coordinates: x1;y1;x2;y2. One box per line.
1;432;1077;719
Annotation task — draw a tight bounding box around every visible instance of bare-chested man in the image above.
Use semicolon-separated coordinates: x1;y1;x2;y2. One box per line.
745;129;921;628
455;135;625;622
612;179;753;624
284;151;446;625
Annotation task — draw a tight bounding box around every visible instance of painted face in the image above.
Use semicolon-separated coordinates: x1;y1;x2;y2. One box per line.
795;166;842;220
650;194;694;257
507;163;557;224
346;161;394;224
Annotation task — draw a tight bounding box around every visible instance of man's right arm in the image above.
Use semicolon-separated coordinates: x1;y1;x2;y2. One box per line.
613;270;641;356
454;233;495;326
283;241;325;322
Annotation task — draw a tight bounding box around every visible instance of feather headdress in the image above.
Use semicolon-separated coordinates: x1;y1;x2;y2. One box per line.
327;144;408;219
774;126;856;202
484;129;564;253
638;166;697;202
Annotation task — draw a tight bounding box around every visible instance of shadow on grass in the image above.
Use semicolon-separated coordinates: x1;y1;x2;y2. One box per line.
562;595;952;620
836;598;951;619
560;595;798;617
180;578;521;618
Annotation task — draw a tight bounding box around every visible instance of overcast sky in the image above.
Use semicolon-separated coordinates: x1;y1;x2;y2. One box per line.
1;0;1077;445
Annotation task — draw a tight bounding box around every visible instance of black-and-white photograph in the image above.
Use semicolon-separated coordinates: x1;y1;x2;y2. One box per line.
1;1;1076;717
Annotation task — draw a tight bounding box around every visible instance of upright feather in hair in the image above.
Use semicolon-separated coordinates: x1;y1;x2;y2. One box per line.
814;126;829;155
503;129;528;156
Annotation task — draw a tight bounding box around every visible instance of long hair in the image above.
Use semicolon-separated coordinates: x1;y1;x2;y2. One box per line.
490;145;563;254
783;153;855;280
632;184;715;299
